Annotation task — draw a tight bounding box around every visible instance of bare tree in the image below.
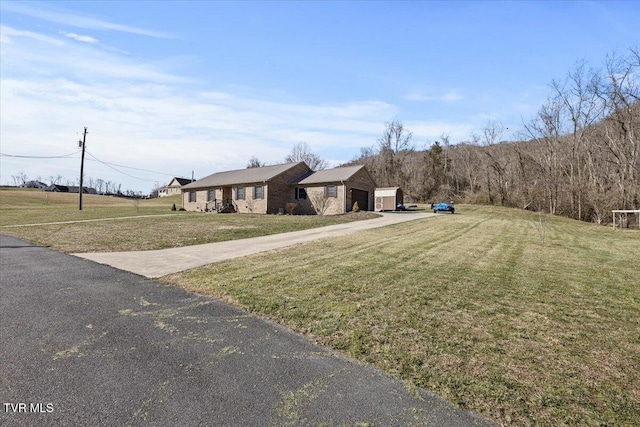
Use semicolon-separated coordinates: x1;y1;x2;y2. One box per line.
377;119;414;188
597;49;640;210
48;175;64;185
11;172;28;187
480;120;510;205
550;60;603;220
150;182;161;198
86;177;95;191
247;156;265;168
285;202;298;215
532;211;546;246
343;47;639;224
285;142;327;170
310;191;332;215
523;98;565;214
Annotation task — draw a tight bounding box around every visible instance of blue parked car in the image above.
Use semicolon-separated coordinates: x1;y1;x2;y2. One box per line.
432;202;455;214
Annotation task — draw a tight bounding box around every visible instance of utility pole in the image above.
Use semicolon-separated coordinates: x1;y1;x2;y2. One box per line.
78;127;87;211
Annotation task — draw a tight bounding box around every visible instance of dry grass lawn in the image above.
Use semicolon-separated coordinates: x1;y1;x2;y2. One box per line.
0;188;181;226
3;189;638;425
161;205;640;426
0;189;379;252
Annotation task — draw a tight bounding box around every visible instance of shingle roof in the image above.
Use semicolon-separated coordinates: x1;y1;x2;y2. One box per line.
183;162;308;189
295;165;365;185
173;178;194;186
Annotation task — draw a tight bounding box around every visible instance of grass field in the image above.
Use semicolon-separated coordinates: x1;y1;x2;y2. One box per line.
0;188;183;226
2;189;638;425
0;189;379;252
160;205;640;426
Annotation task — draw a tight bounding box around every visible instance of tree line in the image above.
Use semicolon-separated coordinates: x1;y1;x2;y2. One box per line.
346;48;639;224
7;172;148;198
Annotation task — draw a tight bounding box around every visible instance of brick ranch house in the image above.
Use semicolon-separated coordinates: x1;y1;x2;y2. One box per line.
181;162;377;215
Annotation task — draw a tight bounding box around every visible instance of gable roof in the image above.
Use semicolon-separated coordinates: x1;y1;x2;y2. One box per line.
183;162;309;189
295;165;369;185
374;187;402;197
169;177;194;186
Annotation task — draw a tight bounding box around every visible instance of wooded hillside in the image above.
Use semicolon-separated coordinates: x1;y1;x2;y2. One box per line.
346;48;639;224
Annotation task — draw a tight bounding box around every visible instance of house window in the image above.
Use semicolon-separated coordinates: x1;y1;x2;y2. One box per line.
188;191;196;203
207;189;215;202
254;185;264;199
235;187;245;200
295;187;307;200
325;185;337;198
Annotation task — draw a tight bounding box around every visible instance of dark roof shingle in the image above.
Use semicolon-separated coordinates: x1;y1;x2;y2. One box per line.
173;178;194;186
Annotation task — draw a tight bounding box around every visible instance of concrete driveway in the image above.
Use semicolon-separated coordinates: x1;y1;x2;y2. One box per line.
75;211;437;278
1;234;495;426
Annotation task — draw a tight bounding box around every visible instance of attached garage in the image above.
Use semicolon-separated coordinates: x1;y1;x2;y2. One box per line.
375;187;403;211
295;164;377;214
351;189;369;211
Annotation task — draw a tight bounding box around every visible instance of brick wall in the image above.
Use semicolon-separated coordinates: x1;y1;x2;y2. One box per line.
233;184;268;214
266;163;312;214
182;165;376;216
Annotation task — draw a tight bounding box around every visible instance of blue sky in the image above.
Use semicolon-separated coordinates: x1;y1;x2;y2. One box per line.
1;1;638;193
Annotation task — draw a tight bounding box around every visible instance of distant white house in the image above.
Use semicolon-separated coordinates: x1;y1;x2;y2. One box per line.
159;177;194;197
21;181;48;189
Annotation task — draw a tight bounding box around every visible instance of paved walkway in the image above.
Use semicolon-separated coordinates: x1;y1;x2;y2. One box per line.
75;211;436;278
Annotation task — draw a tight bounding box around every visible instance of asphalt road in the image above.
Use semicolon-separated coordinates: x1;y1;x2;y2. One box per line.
1;234;495;426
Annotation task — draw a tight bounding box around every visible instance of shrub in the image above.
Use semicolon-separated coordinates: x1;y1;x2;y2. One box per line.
171;203;177;211
285;202;298;215
352;201;360;212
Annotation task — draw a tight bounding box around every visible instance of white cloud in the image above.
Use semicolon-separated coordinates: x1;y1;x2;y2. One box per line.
441;91;464;102
61;31;98;44
473;113;505;122
404;90;463;102
1;25;188;83
1;1;171;38
0;72;397;190
0;19;476;192
0;25;65;46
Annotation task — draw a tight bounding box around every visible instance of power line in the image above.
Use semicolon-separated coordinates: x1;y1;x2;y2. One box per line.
84;151;182;177
2;149;185;183
84;152;159;183
0;151;81;159
84;151;184;183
